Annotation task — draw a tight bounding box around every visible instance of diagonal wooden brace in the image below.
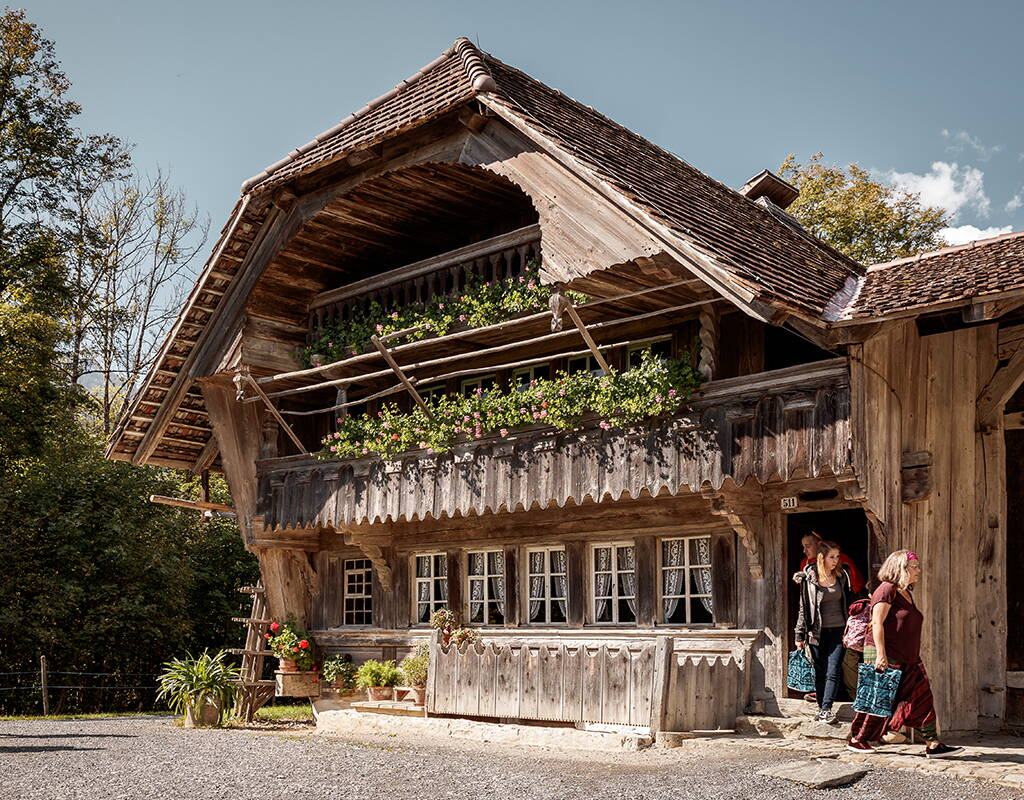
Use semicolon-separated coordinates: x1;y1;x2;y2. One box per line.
371;334;433;418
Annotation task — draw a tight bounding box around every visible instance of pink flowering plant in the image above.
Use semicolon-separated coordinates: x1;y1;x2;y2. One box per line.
319;348;701;460
300;262;586;367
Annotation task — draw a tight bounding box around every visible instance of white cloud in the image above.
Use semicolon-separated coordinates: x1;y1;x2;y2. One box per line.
882;161;991;220
941;129;1002;161
939;224;1012;245
1008;194;1023;213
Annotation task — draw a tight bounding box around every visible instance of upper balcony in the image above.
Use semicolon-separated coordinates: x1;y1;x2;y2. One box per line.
254;357;852;532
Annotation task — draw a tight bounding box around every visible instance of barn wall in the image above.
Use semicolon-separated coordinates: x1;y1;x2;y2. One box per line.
852;320;1006;732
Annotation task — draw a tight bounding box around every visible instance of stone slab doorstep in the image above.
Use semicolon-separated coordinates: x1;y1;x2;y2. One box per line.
758;759;869;789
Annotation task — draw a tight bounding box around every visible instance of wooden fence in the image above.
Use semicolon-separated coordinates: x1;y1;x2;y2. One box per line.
426;634;744;731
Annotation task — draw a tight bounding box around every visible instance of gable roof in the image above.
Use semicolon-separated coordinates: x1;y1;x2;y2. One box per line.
835;229;1024;322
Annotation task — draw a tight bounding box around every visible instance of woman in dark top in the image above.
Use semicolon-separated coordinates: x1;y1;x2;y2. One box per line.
794;540;851;724
847;550;963;758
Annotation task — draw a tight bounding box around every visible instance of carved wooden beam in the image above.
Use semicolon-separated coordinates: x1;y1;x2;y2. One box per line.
698;304;720;381
700;486;763;578
978;341;1024;429
345;534;393;592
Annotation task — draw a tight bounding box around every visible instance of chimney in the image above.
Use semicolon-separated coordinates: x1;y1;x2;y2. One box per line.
739;169;799;209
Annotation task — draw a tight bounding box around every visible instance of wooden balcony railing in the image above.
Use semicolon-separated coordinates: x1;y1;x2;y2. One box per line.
306;224;542;336
256;358;852;531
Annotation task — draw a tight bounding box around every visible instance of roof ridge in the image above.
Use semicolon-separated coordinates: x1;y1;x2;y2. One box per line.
241;39;479;193
867;228;1024;271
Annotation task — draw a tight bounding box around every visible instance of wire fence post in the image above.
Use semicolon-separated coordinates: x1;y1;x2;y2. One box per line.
40;655;49;716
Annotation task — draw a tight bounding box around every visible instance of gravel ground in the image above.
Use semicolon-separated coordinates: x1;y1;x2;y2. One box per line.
0;716;1020;800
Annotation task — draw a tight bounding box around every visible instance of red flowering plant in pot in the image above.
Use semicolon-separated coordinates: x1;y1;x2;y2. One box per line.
265;615;315;672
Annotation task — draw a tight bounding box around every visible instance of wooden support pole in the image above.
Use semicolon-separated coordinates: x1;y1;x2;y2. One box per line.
40;655;48;716
699;304;720;381
558;291;611;374
370;335;433;418
243;373;308;454
150;494;235;513
191;439;219;474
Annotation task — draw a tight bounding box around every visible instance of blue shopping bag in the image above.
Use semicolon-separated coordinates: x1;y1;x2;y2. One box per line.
853;663;903;717
787;648;815;692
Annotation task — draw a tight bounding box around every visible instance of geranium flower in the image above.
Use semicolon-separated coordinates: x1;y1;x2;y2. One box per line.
269;622;280;632
299;640;309;649
292;646;299;653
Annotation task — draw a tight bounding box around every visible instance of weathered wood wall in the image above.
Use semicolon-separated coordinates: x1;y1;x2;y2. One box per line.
851;321;1006;732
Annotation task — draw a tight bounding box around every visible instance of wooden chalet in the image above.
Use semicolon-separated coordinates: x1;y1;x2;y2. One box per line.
107;39;1024;735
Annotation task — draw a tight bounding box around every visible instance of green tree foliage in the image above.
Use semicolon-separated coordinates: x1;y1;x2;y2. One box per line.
0;9;257;713
779;153;949;265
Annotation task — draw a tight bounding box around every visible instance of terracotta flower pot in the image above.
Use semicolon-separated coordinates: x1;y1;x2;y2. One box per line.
184;699;221;728
409;686;426;707
367;686;393;701
279;658;298;672
441;632;451;648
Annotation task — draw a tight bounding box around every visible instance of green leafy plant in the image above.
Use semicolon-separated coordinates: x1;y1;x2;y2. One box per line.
355;659;402;689
319;349;701;460
300;263;587;367
265;615;315;671
321;655;358;689
155;650;240;727
449;628;482;648
400;644;430;688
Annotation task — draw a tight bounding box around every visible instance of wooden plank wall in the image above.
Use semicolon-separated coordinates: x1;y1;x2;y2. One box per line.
852;321;1006;732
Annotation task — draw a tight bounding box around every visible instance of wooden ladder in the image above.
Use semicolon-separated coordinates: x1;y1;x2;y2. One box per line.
230;584;276;722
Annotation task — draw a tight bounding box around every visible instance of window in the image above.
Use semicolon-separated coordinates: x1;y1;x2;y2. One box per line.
660;536;713;625
418;383;445;405
592;543;636;624
527;547;567;624
414;553;448;624
466;550;505;625
461;374;496;397
512;363;550;388
567;355;605;377
343;558;373;626
627;337;672;369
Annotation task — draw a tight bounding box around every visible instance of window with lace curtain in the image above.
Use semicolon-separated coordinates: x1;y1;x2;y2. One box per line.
466;550;505;625
591;543;636;624
414;553;448;625
526;547;567;624
660;536;713;625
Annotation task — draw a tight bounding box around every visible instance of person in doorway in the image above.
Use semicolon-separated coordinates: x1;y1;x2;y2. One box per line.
846;550;963;758
794;540;851;724
800;531;865;594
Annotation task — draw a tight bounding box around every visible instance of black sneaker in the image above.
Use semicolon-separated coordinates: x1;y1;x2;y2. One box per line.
925;743;964;759
818;708;838;725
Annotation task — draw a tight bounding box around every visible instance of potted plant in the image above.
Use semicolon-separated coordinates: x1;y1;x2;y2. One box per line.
156;650;239;728
449;627;482;648
429;608;458;646
356;659;401;701
265;616;315;672
322;655;358;694
400;644;430;707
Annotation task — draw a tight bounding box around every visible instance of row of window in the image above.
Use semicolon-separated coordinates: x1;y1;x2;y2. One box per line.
395;535;713;628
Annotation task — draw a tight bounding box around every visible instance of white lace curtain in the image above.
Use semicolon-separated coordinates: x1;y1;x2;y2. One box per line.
594;547;612;621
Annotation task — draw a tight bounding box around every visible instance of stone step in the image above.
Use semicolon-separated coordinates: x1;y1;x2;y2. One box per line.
351;700;426;718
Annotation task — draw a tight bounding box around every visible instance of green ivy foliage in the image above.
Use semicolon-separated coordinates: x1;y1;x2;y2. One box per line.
301;263;586;367
319;349;701;460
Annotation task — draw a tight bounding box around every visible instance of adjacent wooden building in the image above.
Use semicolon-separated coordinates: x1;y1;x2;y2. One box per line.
107;39;1024;734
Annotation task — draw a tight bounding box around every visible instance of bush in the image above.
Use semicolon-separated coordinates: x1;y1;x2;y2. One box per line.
355;659;401;688
400;644;430;687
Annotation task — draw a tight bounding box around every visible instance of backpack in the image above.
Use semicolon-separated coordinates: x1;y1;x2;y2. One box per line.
843;598;871;651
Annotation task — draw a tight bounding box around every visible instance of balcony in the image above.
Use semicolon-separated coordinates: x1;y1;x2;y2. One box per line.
255;357;852;530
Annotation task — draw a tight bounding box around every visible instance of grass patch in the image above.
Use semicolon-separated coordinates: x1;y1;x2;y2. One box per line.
0;711;174;721
254;704;313;722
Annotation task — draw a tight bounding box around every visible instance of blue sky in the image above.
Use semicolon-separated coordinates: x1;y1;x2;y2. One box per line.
27;0;1024;250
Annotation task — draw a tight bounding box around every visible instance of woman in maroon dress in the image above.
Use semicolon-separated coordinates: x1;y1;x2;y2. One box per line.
846;550;962;757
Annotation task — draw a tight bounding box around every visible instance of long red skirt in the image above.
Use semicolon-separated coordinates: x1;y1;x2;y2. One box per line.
850;660;936;742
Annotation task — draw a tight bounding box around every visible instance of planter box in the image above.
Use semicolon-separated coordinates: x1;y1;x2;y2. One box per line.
275;670;321;698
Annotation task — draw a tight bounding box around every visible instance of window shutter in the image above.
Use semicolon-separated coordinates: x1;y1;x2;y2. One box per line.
711;529;738;627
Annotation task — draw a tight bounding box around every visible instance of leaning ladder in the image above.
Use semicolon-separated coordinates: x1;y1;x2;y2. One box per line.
230;584;276;722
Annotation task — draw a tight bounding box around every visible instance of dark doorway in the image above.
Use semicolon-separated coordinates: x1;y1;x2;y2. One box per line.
1005;430;1024;727
785;508;871;699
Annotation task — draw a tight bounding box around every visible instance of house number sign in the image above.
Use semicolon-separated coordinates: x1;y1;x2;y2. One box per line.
780;496;798;510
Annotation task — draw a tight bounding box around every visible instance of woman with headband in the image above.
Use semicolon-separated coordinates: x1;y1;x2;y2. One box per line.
846;550;963;757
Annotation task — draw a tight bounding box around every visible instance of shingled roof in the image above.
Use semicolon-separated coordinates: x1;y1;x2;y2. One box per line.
836;230;1024;322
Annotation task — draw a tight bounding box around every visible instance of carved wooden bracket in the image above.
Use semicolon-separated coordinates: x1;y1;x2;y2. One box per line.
347;537;393;592
700;487;763;579
549;290;569;332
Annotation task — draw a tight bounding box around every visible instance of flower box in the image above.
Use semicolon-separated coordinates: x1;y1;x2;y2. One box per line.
275;670;321;698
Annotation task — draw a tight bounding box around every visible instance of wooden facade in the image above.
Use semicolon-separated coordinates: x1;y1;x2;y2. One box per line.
108;39;1024;734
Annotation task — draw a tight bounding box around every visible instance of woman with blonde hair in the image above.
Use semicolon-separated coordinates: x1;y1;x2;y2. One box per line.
794;540;851;724
847;550;962;757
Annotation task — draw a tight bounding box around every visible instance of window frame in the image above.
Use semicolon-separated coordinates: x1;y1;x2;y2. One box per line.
566;354;606;377
417;383;446;405
465;549;506;627
511;363;550;388
341;557;373;627
626;336;673;369
412;552;448;626
524;546;568;626
588;540;637;626
657;535;714;627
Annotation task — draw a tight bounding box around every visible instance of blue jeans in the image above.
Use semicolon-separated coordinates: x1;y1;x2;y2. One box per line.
811;627;845;711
